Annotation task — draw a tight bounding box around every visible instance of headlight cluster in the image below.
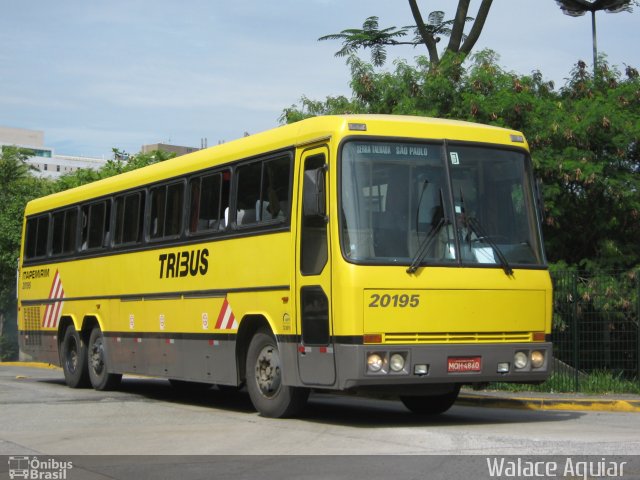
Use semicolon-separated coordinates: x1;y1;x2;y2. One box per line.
366;351;408;374
513;350;546;370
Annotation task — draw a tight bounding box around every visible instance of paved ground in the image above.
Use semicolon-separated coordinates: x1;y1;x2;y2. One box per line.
6;361;640;413
2;362;640;479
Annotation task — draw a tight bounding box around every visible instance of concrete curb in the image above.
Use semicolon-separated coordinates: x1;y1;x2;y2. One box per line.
458;392;640;413
0;361;60;369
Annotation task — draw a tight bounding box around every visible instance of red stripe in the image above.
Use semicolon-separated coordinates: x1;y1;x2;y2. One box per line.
47;271;59;299
215;299;229;329
223;311;236;330
42;272;60;327
48;282;64;328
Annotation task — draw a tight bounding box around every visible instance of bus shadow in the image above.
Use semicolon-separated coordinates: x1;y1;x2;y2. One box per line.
38;376;583;428
302;392;584;428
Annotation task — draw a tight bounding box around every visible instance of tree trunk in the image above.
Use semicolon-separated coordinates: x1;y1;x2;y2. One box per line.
408;0;440;65
460;0;493;55
447;0;471;53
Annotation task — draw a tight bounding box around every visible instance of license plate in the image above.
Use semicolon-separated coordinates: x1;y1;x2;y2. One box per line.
447;356;481;373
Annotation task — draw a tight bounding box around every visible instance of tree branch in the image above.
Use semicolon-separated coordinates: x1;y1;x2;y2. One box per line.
408;0;440;65
460;0;493;55
447;0;471;53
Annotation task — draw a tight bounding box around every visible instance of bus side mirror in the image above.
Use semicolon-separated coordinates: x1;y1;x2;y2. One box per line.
303;167;326;218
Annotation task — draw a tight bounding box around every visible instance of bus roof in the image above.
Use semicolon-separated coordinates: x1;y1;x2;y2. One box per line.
24;115;527;215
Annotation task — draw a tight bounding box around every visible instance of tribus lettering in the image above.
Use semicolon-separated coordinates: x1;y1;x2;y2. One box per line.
159;249;209;279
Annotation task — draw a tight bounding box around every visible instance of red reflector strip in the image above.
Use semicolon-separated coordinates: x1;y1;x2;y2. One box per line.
165;339;175;345
363;334;382;344
533;332;546;342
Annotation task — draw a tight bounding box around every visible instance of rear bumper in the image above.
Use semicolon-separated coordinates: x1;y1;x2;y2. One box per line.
334;342;552;391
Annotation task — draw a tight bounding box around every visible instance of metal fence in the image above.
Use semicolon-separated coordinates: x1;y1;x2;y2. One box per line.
550;270;640;392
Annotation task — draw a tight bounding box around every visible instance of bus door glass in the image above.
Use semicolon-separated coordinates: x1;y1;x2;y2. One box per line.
296;146;335;386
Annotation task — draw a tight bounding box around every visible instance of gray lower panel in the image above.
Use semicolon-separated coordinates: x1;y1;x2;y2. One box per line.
105;335;240;386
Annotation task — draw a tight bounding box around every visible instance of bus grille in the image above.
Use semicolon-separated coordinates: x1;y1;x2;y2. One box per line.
23;306;42;346
383;332;533;344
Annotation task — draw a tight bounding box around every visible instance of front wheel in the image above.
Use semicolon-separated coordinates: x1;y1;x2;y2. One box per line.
246;330;309;418
400;385;461;415
60;326;90;388
88;327;122;391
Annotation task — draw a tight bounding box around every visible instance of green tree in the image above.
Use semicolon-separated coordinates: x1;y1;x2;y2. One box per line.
0;147;53;359
319;0;493;67
0;145;175;359
281;52;640;269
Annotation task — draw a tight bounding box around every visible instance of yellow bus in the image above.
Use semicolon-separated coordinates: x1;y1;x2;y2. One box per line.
17;115;552;417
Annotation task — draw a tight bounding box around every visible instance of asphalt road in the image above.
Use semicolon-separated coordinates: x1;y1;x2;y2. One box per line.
1;364;639;458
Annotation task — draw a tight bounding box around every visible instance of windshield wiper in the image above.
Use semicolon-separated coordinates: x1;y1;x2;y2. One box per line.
406;218;445;274
407;188;446;274
467;217;514;277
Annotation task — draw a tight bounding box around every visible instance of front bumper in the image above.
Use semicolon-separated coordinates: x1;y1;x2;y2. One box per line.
334;342;552;391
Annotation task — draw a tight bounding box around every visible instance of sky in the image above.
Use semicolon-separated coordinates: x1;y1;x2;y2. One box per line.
1;0;638;159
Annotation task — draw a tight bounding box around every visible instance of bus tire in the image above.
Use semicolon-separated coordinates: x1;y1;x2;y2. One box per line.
400;385;461;415
87;327;122;391
246;330;309;418
60;325;90;388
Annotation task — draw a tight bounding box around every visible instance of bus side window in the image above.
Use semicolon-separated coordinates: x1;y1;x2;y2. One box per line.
24;214;50;259
236;162;262;226
51;208;78;256
81;201;108;250
188;171;227;234
150;182;184;240
114;192;144;245
236;156;291;227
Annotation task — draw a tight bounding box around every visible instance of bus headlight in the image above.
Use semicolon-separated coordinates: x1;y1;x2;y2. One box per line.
367;353;384;372
514;351;528;369
389;353;405;372
531;350;545;368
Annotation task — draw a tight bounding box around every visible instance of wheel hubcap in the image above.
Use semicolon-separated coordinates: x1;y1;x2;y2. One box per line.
90;337;105;375
67;338;79;373
255;345;281;398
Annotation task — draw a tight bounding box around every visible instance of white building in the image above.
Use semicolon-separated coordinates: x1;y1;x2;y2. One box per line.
0;126;107;179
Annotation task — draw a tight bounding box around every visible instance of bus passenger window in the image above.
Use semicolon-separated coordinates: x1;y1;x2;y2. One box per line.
51;208;78;256
114;192;144;245
236;156;290;227
188;171;229;234
24;215;50;259
81;202;108;250
150;182;184;240
236;162;262;225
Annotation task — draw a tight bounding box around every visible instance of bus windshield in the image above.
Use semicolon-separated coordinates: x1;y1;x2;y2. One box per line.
340;140;545;268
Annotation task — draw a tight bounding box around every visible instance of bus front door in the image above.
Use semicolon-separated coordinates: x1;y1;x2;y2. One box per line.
295;147;336;386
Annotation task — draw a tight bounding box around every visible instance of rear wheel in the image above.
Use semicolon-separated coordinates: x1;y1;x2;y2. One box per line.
400;385;461;415
246;330;309;418
60;326;90;388
88;327;122;391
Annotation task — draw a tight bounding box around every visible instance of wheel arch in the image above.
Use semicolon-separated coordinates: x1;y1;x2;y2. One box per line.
80;315;102;345
235;314;274;383
57;315;79;349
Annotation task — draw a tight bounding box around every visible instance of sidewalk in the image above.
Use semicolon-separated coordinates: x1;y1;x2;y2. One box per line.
458;388;640;413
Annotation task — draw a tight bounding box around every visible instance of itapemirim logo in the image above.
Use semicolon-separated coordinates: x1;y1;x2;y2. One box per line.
7;456;73;480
